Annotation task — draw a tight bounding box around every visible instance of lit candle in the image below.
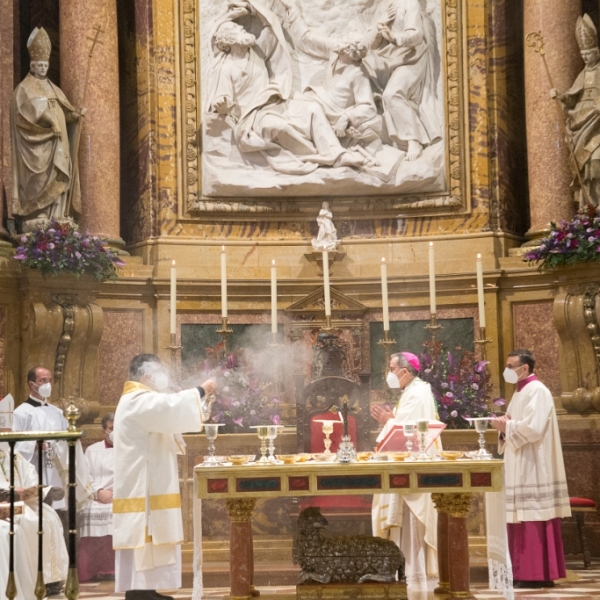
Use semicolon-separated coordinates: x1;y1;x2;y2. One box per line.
221;245;227;318
170;260;177;335
271;259;277;334
323;251;331;316
381;258;389;331
476;253;486;328
428;242;436;315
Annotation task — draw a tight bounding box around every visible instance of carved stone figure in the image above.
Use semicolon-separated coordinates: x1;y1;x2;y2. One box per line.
311;201;339;251
294;506;404;584
201;0;446;197
365;0;441;161
11;28;84;232
551;15;600;208
207;2;367;176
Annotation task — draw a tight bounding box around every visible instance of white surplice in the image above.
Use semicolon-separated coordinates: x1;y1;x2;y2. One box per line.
498;379;570;523
0;443;69;589
371;377;440;586
13;399;93;510
80;440;114;537
113;381;204;593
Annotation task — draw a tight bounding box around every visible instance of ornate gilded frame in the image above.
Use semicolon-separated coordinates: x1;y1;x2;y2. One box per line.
177;0;469;221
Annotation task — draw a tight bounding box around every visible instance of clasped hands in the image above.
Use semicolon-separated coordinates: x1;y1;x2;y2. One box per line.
490;414;511;434
370;403;394;426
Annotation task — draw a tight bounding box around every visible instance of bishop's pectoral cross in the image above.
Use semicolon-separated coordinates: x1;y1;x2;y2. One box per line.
331;395;360;438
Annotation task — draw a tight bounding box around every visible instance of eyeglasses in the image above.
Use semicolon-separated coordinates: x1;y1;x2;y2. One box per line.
505;363;522;370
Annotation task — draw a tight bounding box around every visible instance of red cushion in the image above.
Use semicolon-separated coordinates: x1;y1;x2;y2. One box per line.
570;497;596;508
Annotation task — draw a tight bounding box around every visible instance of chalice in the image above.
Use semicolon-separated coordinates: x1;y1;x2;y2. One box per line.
202;423;225;466
415;419;431;461
315;420;338;454
266;425;284;462
250;426;270;463
469;417;493;459
403;422;415;460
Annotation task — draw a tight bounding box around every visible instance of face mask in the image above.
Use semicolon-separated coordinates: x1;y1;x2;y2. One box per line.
37;383;52;399
153;372;170;391
108;431;114;443
503;367;520;385
386;372;400;389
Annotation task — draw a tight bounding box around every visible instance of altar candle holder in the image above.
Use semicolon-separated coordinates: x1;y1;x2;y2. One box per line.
469;417;493;460
403;422;415;460
250;426;270;463
266;425;284;462
315;420;337;454
424;313;442;343
415;419;431;461
322;314;333;332
216;317;234;356
202;424;224;466
474;326;492;361
377;329;397;381
164;333;182;372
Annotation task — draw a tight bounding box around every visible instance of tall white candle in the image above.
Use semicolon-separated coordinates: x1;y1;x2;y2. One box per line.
221;245;228;318
476;253;486;328
428;242;436;315
271;259;277;334
381;258;390;331
323;251;331;316
170;260;177;335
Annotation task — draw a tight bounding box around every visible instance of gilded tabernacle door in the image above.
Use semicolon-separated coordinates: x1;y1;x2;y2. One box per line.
179;0;468;218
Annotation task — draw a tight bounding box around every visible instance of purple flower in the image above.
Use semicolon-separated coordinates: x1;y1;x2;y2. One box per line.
13;253;27;261
493;397;507;406
271;414;281;425
73;231;81;237
233;417;244;427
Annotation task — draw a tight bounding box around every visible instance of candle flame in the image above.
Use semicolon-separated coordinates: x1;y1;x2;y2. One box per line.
477;253;482;259
381;257;385;263
222;245;225;252
172;260;176;267
272;259;276;266
429;242;433;247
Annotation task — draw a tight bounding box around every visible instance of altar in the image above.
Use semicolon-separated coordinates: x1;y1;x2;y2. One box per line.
194;457;504;600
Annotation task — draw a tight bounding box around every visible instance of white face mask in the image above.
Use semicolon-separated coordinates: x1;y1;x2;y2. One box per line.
108;431;114;443
386;371;400;389
152;372;170;391
37;383;52;399
503;366;521;385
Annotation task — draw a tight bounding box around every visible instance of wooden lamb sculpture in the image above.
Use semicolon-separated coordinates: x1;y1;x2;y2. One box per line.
295;506;405;584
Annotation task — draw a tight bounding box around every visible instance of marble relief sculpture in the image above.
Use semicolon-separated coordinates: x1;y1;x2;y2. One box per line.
201;0;445;198
11;28;84;232
311;201;339;251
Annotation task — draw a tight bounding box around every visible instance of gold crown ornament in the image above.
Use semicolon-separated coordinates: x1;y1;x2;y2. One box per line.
576;14;598;51
27;27;52;62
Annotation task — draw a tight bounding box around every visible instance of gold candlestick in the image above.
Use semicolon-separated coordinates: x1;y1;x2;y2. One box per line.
322;314;333;331
164;333;182;371
216;317;234;355
424;313;442;343
474;326;492;360
378;329;397;379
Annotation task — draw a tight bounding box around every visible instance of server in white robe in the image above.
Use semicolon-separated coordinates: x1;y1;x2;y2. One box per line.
78;412;116;582
12;366;93;515
0;404;69;599
371;352;440;587
492;349;570;588
113;354;216;600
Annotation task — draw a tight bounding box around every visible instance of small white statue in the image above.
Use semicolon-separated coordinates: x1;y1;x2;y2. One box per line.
311;201;339;251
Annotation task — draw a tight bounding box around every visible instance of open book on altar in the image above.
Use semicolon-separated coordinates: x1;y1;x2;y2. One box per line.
376;421;446;453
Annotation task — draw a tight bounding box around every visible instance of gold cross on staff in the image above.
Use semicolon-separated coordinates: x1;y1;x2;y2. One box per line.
87;24;104;58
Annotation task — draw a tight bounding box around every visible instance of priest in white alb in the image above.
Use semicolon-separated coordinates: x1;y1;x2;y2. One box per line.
113;354;216;600
78;412;116;582
0;394;69;599
371;352;441;588
491;349;570;589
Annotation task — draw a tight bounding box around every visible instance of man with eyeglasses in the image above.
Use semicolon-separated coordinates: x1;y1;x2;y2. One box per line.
491;349;570;589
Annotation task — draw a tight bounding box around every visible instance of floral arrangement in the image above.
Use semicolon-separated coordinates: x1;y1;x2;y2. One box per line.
419;341;503;429
200;344;282;433
13;220;125;282
524;205;600;270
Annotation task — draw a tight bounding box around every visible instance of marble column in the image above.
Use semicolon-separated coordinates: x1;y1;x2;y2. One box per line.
59;0;123;247
524;0;582;239
430;495;450;595
0;0;15;248
225;498;256;599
